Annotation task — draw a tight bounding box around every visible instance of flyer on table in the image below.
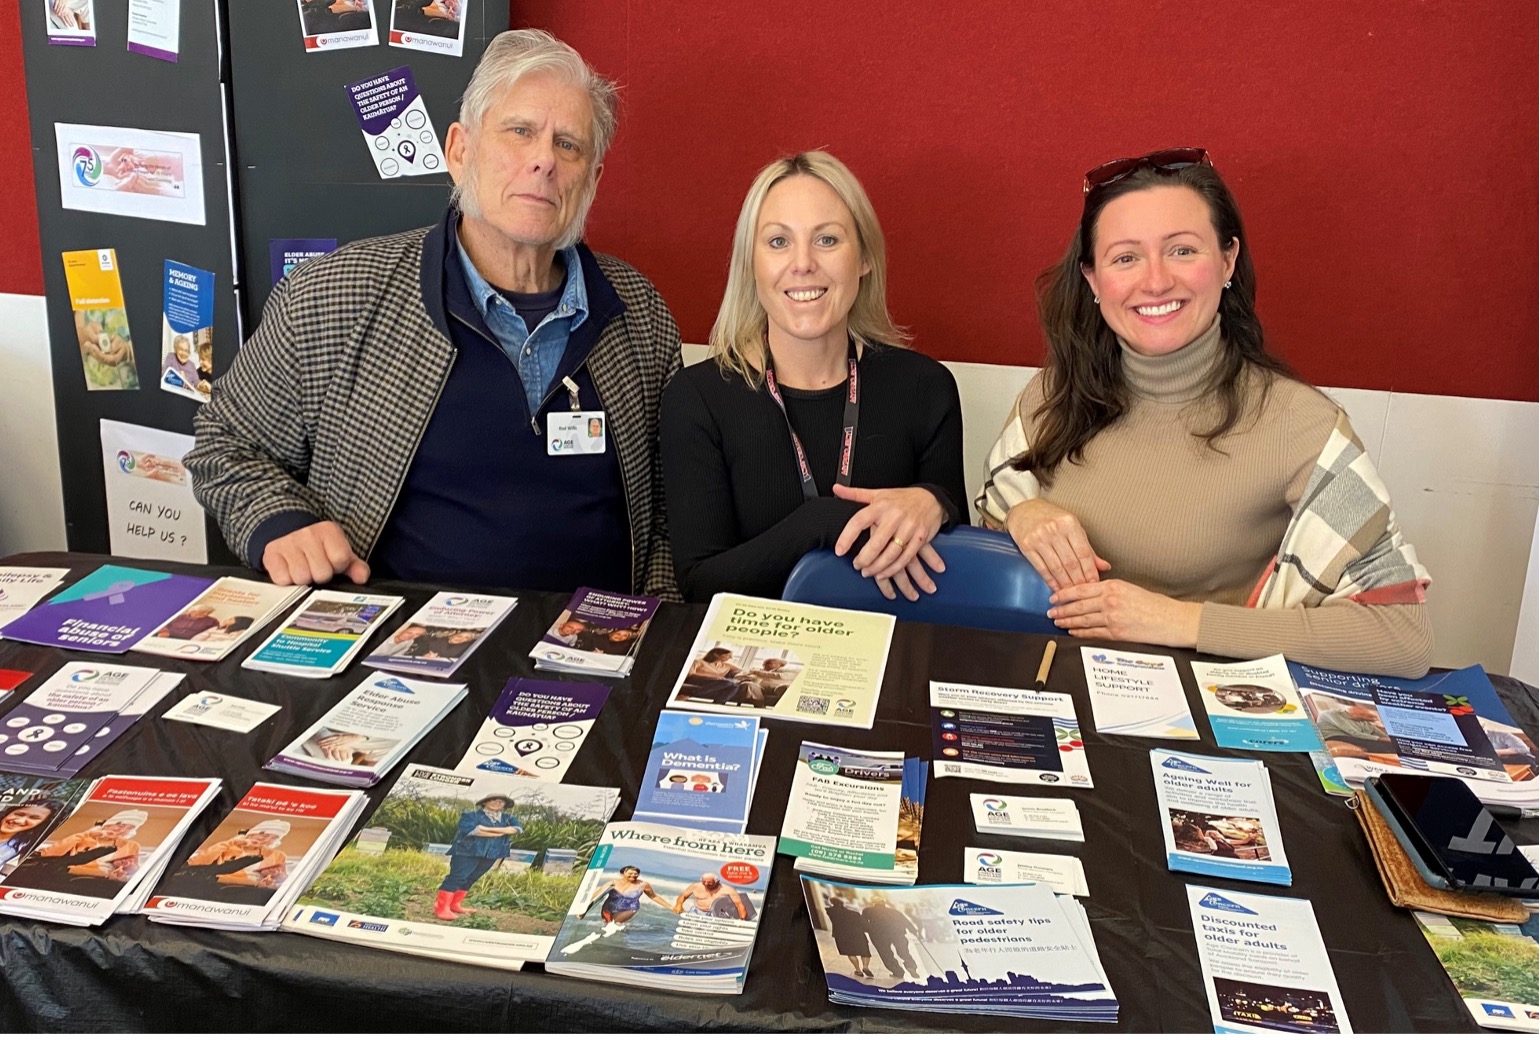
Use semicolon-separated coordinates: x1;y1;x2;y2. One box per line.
0;662;176;774
55;124;205;226
453;678;611;781
1414;910;1539;1031
633;712;765;834
1153;749;1291;886
158;261;215;403
132;577;305;661
62;248;139;391
295;0;377;51
0;564;212;653
1187;885;1353;1034
389;0;468;57
362;591;516;677
779;742;902;870
0;568;71;631
0;772;92;877
345;66;446;179
1190;655;1322;753
666;594;895;729
1081;647;1198;740
100;420;209;564
930;681;1092;787
244;591;402;675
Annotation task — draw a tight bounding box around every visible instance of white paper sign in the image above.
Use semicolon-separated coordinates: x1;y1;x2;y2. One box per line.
162;691;281;733
99;419;207;564
1187;885;1353;1034
1081;646;1199;740
56;123;205;226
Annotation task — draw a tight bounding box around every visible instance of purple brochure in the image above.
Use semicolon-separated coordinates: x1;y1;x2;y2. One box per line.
0;565;213;653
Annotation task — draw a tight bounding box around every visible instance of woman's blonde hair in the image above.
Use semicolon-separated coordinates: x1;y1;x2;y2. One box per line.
709;151;909;385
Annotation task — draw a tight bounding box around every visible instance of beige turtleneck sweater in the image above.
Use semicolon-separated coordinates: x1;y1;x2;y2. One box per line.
986;318;1433;677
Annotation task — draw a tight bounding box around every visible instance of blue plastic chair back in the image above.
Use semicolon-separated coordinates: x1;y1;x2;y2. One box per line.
781;526;1057;634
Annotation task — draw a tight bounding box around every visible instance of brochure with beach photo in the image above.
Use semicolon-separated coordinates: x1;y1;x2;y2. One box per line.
1191;654;1322;753
145;782;368;931
453;677;610;781
800;877;1118;1021
545;822;775;994
286;764;620;970
0;775;221;927
930;681;1092;788
132;577;306;661
0;567;70;632
363;591;517;678
1152;749;1291;886
1292;663;1520;797
1186;885;1353;1034
665;594;895;729
632;712;768;835
530;587;659;678
265;671;468;788
1;564;213;653
242;590;403;678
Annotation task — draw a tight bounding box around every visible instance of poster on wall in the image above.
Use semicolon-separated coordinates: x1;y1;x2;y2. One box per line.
345;66;446;179
158;261;214;403
46;0;97;46
99;419;209;564
126;0;181;63
389;0;468;58
295;0;378;52
269;239;338;288
62;249;139;392
54;123;206;226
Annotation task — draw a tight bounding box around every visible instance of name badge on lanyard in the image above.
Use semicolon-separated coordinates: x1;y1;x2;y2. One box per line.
547;376;607;456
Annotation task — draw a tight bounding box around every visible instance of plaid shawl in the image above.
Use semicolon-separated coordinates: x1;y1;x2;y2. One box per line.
975;402;1430;608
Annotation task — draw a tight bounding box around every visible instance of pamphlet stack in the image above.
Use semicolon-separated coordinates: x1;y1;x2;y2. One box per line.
243;590;403;678
530;587;659;678
131;576;307;662
0;662;184;778
362;591;517;678
1152;749;1292;886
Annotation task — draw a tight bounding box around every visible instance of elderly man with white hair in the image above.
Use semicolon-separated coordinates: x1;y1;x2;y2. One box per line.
188;29;682;598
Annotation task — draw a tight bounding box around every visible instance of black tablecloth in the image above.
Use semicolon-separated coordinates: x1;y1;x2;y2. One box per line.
0;552;1533;1032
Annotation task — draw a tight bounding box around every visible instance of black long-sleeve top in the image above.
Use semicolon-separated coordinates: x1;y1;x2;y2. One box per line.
660;344;967;602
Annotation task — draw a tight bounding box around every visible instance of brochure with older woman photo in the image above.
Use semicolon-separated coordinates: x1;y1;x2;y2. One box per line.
286;765;621;970
665;594;895;730
132;576;306;661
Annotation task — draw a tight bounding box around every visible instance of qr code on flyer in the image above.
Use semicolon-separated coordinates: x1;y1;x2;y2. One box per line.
797;695;830;716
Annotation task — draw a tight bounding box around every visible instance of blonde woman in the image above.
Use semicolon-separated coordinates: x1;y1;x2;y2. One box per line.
661;151;965;603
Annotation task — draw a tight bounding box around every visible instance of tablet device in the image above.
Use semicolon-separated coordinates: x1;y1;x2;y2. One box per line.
1373;773;1539;896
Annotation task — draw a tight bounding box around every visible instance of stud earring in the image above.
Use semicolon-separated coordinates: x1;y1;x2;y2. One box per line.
1093;295;1099;304
1224;280;1232;289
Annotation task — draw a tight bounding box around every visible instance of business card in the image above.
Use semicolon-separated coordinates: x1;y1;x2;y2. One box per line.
162;691;280;733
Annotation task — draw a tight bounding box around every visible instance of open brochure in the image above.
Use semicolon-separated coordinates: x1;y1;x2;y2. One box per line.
665;594;895;729
1292;663;1534;813
801;877;1117;1021
545;822;775;994
264;671;467;788
781;742;903;875
530;587;659;678
930;681;1092;787
131;576;306;661
286;764;620;969
363;591;516;678
0;775;220;926
145;783;368;930
1152;749;1291;886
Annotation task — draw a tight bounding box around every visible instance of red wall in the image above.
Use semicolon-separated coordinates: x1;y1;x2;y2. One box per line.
2;1;1535;401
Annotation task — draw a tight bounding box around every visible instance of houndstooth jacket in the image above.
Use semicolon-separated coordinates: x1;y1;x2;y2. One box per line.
186;218;683;600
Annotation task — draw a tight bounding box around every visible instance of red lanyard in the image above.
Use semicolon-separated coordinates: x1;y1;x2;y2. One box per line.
763;340;861;502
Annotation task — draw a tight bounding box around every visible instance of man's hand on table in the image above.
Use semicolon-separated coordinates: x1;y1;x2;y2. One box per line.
262;520;370;587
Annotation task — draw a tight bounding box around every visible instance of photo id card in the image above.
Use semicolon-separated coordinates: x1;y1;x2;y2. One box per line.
548;411;606;456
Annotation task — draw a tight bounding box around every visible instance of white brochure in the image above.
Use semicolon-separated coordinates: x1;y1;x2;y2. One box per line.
965;847;1090;897
162;691;281;734
0;568;71;631
1081;647;1198;740
969;792;1084;841
1153;749;1291;886
1187;885;1353;1034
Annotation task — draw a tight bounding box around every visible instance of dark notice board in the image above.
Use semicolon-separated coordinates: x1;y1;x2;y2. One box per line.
226;0;509;328
20;0;238;560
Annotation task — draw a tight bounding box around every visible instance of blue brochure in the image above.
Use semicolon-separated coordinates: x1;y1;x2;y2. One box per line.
632;711;766;834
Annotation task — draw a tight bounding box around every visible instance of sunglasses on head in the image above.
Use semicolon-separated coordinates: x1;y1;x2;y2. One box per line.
1083;148;1212;195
